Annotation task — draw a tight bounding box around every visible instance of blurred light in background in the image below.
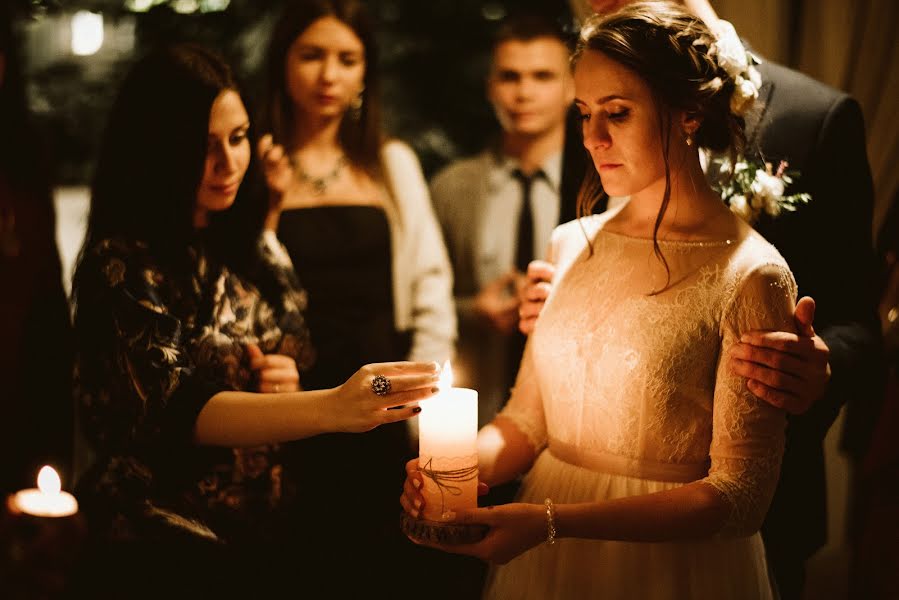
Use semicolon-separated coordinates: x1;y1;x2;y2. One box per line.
125;0;231;13
481;3;507;21
172;0;200;14
125;0;159;12
71;11;103;56
200;0;231;12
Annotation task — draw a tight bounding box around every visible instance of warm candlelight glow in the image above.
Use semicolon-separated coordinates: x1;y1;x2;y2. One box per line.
37;465;62;496
10;466;78;518
438;360;453;390
418;362;478;521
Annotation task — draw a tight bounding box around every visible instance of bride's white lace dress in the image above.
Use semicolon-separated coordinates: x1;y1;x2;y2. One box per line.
484;213;796;600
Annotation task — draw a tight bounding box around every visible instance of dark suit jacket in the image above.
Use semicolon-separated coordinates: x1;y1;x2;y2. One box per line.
748;61;882;562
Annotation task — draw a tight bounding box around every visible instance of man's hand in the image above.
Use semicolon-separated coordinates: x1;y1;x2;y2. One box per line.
475;271;523;335
729;296;831;414
518;260;555;335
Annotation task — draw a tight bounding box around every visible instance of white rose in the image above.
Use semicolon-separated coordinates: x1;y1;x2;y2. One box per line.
712;21;748;78
764;193;782;218
751;169;785;201
730;77;759;115
748;66;762;89
728;194;755;222
749;191;765;210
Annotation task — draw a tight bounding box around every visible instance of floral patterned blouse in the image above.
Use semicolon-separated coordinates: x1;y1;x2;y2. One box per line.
74;231;314;545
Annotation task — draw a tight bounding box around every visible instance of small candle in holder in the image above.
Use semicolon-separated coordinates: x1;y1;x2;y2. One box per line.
3;465;85;598
417;361;478;521
8;466;78;518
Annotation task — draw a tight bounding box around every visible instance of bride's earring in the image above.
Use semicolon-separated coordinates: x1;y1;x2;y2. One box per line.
682;114;699;148
685;127;697;146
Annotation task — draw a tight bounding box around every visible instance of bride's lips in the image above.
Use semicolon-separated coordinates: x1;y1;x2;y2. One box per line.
598;163;622;171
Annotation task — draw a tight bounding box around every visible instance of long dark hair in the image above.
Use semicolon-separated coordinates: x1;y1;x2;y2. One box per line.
573;1;746;287
0;4;50;198
261;0;383;176
73;44;268;303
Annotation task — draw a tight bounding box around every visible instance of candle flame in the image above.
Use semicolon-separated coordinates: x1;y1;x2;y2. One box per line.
438;360;454;391
37;466;61;495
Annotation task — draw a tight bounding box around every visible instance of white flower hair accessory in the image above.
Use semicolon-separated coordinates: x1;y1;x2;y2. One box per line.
709;156;811;224
708;20;762;116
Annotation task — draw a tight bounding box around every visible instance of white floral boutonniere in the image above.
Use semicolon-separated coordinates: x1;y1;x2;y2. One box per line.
709;156;812;224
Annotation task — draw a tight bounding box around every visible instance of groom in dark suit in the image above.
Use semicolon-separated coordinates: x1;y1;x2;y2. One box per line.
743;58;882;599
522;2;883;598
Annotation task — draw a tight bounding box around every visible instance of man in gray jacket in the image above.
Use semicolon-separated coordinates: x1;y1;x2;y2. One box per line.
431;14;577;427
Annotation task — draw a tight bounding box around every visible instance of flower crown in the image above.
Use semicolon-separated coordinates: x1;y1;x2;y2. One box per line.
704;20;762;116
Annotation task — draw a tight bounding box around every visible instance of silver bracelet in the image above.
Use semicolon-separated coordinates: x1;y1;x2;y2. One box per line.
544;497;557;546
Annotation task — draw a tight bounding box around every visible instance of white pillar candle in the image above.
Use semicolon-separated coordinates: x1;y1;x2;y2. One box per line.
9;466;78;518
417;362;478;521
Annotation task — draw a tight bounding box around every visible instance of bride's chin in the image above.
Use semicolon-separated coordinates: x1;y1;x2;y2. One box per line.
598;179;627;198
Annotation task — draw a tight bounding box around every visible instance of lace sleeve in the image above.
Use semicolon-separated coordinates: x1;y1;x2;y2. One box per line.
497;337;547;453
493;224;574;452
702;262;796;537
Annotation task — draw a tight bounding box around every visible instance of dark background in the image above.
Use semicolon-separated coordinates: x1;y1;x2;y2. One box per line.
11;0;576;184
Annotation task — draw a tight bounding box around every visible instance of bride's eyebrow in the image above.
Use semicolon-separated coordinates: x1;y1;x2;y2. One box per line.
596;94;632;104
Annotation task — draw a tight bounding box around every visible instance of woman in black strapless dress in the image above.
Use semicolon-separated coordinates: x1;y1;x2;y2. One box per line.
258;1;456;595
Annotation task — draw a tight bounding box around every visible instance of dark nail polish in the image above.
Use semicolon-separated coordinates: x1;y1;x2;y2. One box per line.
413;407;422;414
431;387;440;394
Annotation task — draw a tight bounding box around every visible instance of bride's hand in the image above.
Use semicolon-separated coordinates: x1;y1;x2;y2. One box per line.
331;361;440;433
408;503;547;565
400;458;490;519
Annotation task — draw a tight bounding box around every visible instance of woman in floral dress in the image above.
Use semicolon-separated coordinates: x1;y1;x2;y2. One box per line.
71;44;438;596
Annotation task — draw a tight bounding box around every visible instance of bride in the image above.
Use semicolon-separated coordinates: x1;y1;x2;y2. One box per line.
400;2;795;598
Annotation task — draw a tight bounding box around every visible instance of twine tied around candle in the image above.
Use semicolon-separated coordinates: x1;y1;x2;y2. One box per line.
419;457;478;516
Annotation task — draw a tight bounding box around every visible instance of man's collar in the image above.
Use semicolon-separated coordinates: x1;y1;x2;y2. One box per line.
488;150;563;192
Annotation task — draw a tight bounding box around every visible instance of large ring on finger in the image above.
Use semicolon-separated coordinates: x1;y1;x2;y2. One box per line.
371;374;392;396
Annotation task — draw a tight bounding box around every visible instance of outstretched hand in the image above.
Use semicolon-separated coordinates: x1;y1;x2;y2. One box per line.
334;362;441;433
729;296;831;414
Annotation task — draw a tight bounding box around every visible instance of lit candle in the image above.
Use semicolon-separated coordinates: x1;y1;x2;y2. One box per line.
417;362;478;521
8;466;78;518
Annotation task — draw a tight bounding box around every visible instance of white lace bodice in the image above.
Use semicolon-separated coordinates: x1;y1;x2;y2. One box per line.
500;214;797;536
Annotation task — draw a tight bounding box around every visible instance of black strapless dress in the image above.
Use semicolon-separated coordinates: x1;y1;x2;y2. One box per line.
278;205;410;390
277;205;414;593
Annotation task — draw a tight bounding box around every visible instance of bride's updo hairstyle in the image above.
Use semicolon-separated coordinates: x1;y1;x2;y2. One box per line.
573;1;748;231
